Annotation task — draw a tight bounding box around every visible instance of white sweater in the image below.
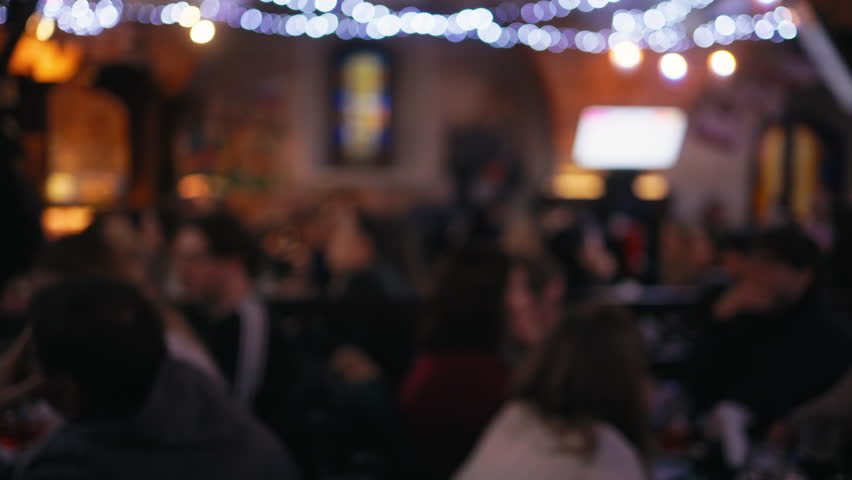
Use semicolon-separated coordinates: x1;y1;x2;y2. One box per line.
455;403;645;480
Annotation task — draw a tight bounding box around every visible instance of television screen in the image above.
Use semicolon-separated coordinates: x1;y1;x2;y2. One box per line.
572;106;688;170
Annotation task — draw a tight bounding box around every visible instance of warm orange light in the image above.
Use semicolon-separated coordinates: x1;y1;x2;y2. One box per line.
178;174;213;199
552;173;605;200
9;36;82;83
45;172;78;204
77;173;121;205
42;206;94;239
632;173;670;201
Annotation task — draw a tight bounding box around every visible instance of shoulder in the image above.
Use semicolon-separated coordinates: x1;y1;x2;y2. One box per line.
591;423;646;480
20;431;99;480
456;406;646;480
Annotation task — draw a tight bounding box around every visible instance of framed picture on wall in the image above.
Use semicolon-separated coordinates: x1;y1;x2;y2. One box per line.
330;43;395;168
752;120;843;228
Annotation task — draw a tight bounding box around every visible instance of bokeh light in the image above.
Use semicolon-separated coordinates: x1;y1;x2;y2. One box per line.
240;9;262;30
36;16;56;41
643;9;666;30
42;206;94;239
612;11;636;32
714;15;736;37
352;2;376;23
190;19;216;43
286;14;308;35
693;25;714;48
633;173;669;201
45;173;78;204
95;0;120;28
552;173;605;200
609;41;643;70
179;5;201;27
178;174;213;199
200;0;220;18
708;49;737;77
755;18;775;39
777;21;797;40
659;53;687;81
315;0;337;13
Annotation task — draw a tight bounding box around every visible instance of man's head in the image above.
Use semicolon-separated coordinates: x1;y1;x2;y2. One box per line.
748;225;821;306
28;277;166;422
717;232;752;281
172;213;258;302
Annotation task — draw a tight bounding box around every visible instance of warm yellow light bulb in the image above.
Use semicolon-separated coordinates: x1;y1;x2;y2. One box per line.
609;42;643;71
659;53;688;81
709;50;737;77
179;6;202;27
190;19;216;44
35;17;55;42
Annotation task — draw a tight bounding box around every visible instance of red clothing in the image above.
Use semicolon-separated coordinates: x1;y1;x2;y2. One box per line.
400;352;509;479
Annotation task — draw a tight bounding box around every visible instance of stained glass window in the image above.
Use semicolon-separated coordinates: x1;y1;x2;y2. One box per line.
332;47;393;167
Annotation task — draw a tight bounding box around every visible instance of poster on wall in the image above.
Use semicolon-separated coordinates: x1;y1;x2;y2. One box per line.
330;45;394;168
46;85;129;206
174;86;285;220
753;121;842;244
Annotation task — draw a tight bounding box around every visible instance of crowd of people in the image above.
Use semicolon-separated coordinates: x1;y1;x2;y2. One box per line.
0;184;851;480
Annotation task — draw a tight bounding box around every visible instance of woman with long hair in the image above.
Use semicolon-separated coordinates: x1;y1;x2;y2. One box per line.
455;305;650;480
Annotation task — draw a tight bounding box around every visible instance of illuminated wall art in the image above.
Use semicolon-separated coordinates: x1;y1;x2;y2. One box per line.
46;85;130;207
173;84;285;221
753;121;842;225
331;46;393;167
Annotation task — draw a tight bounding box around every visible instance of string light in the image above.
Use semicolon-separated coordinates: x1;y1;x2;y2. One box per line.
778;20;797;40
179;5;201;27
609;41;643;70
660;52;688;80
36;17;57;41
190;18;216;43
30;0;797;61
708;49;736;77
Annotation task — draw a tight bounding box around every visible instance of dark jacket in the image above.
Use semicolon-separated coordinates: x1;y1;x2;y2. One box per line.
13;359;298;480
181;302;310;473
400;352;508;479
690;289;852;433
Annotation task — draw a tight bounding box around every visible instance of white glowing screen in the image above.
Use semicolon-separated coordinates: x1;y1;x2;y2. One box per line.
573;106;687;170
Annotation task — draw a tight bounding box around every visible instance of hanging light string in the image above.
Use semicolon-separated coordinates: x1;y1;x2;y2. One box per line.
247;0;713;30
35;0;797;56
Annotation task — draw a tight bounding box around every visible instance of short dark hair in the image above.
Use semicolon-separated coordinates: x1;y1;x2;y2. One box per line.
28;277;166;421
717;231;752;254
752;224;821;272
34;232;117;278
182;212;260;276
423;243;510;353
515;305;649;458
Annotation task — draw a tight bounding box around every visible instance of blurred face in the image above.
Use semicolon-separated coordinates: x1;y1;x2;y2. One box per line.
720;250;749;281
140;211;165;254
747;252;812;306
172;227;223;301
326;215;373;275
506;267;564;348
688;229;715;270
98;215;150;287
